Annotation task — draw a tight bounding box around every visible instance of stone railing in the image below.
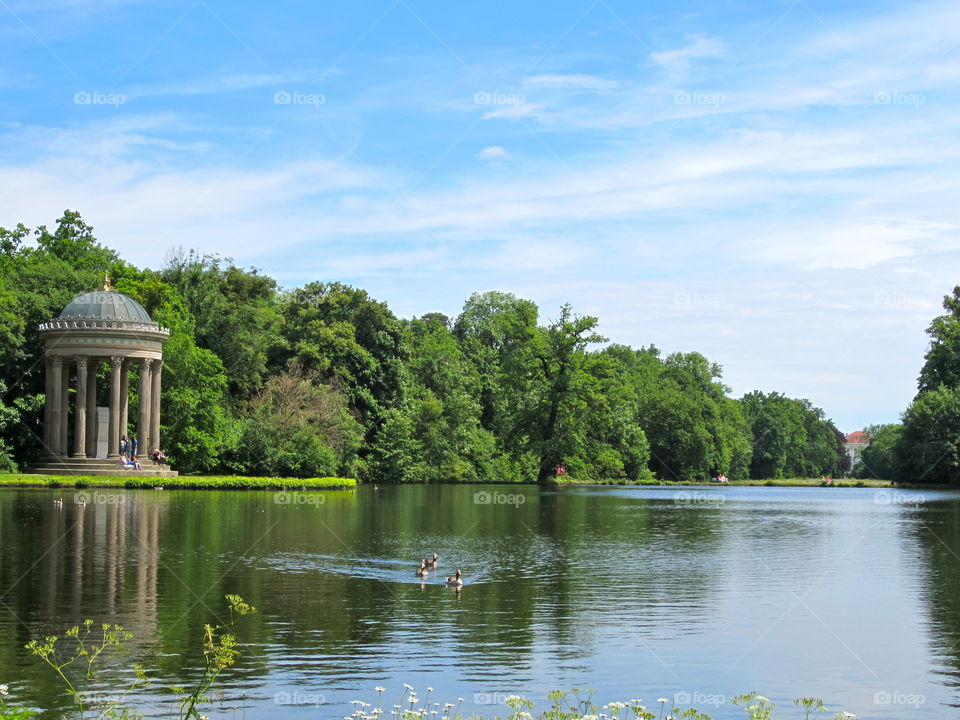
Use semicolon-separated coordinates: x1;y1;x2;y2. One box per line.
39;320;171;335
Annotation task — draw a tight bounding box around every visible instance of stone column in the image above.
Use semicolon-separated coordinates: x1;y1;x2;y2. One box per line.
58;358;70;456
43;357;54;451
49;357;64;457
85;359;98;457
72;356;87;458
107;356;122;459
138;359;152;458
119;360;130;441
149;360;162;453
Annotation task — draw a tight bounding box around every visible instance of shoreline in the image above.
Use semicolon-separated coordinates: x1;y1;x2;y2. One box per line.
0;474;914;490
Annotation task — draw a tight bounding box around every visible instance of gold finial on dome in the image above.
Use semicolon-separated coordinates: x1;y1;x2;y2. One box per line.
101;272;114;292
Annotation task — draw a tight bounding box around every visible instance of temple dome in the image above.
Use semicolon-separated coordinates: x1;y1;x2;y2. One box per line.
57;278;153;324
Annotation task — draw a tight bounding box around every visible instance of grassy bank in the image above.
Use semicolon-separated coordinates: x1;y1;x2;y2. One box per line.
0;474;356;490
0;474;901;490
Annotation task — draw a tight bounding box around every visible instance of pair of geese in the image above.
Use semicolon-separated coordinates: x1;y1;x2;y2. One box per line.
415;553;464;587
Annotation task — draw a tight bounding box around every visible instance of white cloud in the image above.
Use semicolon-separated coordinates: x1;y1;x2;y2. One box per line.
476;145;509;160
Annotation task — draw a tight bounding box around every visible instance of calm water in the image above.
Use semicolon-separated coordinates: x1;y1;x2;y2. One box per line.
1;484;959;719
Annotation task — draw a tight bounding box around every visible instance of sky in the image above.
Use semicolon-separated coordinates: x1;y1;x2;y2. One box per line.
2;0;959;432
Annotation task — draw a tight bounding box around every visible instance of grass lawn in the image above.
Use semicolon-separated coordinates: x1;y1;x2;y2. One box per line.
0;474;356;490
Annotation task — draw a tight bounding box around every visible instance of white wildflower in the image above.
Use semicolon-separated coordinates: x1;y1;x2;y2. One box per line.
0;684;8;696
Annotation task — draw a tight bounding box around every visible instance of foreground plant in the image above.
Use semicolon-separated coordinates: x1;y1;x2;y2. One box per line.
0;684;36;720
26;620;147;719
353;687;856;720
24;594;255;720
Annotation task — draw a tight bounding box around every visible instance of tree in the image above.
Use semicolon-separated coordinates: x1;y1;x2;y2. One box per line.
227;365;361;478
161;251;283;400
854;424;901;480
527;304;606;482
0;381;21;472
739;391;841;479
404;314;496;482
918;286;960;392
897;387;960;485
641;353;751;481
281;282;406;429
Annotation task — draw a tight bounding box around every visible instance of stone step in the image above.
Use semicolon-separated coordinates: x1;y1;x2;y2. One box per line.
25;456;178;477
25;467;179;477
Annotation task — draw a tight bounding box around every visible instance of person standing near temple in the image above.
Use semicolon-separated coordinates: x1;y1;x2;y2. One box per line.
131;435;138;459
120;435;128;458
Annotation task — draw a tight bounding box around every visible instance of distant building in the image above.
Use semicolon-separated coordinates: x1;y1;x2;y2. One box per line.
845;431;870;467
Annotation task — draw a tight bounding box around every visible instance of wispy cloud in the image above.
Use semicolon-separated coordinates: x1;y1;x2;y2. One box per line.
649;33;726;72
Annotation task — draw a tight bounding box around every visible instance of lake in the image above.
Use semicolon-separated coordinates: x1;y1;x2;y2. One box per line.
0;484;957;719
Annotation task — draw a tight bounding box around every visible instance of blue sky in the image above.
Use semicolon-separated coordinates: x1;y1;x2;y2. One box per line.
2;0;959;432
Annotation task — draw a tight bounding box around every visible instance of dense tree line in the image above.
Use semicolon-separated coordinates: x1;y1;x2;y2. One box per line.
0;212;849;481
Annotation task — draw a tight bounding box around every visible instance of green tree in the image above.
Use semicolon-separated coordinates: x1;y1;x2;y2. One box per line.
641;353;751;481
404;314;497;482
227;364;361;478
918;286;960;392
898;386;960;485
527;304;606;482
740;391;843;479
281;282;406;429
854;424;901;480
161;251;283;400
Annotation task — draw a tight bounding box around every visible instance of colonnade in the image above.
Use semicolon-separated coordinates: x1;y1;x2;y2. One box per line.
42;355;162;459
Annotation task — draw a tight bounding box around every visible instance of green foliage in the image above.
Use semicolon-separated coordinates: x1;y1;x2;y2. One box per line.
0;381;21;472
226;364;362;478
853;424;901;480
640;353;752;481
918;285;960;392
739;392;843;479
896;287;960;485
160;251;283;400
0;212;857;484
898;385;960;484
281;281;406;428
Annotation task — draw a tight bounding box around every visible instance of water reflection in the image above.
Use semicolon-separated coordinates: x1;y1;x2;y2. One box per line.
0;486;958;718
